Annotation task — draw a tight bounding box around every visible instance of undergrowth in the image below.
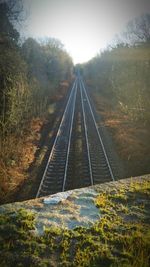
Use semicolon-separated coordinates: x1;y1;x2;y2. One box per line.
0;180;150;267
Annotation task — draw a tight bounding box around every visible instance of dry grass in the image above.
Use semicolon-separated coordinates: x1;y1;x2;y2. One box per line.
0;118;45;204
92;92;150;177
0;82;71;204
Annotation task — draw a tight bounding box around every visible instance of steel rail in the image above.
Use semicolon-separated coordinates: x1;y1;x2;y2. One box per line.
79;79;93;186
62;81;77;191
36;78;77;198
80;77;115;181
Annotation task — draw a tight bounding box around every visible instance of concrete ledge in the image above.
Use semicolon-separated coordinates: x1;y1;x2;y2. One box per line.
0;175;149;234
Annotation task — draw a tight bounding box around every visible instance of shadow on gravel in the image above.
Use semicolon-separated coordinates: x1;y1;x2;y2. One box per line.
15;93;70;202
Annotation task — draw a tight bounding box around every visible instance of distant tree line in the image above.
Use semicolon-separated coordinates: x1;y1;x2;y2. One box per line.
82;14;150;124
0;1;73;163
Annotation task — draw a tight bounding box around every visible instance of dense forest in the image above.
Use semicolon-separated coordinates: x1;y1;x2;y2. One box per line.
0;1;73;201
80;14;150;177
82;14;150;124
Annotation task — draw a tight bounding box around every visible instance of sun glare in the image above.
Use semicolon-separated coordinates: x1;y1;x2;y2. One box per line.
23;0;150;64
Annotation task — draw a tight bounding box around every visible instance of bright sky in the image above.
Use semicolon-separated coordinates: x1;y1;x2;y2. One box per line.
23;0;150;64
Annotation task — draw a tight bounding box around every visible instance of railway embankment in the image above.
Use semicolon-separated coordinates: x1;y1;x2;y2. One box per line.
0;175;150;266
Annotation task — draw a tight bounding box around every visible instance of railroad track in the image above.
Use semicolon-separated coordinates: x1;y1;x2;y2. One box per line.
36;76;115;198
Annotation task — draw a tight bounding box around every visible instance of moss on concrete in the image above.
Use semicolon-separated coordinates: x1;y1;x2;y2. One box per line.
0;176;150;266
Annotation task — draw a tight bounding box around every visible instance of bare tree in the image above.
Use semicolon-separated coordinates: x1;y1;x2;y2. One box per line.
124;14;150;44
0;0;24;43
